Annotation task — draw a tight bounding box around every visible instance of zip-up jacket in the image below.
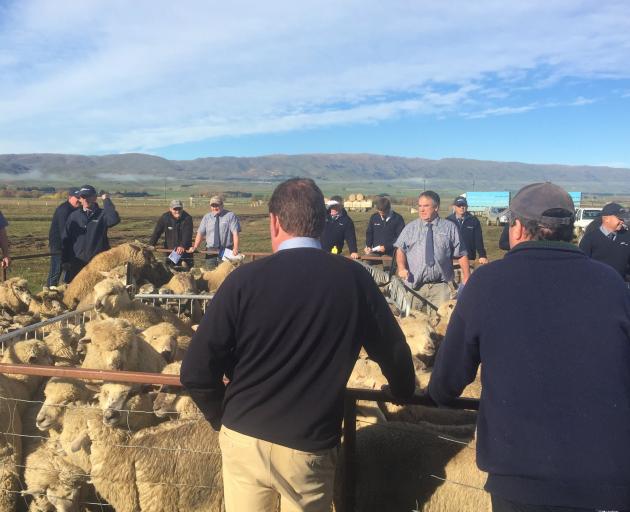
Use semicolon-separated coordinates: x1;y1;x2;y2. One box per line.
320;209;358;253
62;199;120;263
49;201;78;252
149;211;193;250
365;210;405;256
446;212;487;260
579;227;630;280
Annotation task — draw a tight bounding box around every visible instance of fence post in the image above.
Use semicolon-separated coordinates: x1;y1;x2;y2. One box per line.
343;394;357;512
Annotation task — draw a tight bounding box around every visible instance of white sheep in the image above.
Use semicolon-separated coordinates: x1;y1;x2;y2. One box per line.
35;378;94;433
41;327;81;367
0;276;34;314
141;323;191;361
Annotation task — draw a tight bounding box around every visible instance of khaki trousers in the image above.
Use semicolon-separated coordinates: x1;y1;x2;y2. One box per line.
416;282;451;312
219;425;338;512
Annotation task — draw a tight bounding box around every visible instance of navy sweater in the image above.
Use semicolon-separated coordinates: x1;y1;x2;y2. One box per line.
579;227;630;280
429;241;630;509
181;247;415;451
48;201;77;251
446;212;487;260
365;211;405;256
320;209;358;254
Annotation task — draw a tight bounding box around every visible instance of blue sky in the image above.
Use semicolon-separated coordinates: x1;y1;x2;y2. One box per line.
0;0;629;167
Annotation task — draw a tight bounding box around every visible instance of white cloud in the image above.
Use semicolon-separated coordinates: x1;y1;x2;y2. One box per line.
0;0;629;154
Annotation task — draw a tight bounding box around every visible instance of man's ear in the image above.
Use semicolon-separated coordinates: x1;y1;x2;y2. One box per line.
269;213;281;239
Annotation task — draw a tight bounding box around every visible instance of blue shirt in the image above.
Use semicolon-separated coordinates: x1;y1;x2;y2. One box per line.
278;237;321;251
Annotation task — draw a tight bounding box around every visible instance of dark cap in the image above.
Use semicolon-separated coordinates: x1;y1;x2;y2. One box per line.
78;185;97;197
506;182;575;226
453;196;468;207
68;187;80;198
601;202;628;219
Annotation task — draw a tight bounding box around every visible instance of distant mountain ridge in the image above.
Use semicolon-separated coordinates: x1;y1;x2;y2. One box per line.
1;152;629;193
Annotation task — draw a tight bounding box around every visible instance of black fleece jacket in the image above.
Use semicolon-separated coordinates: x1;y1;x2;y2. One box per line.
181;247;415;451
149;211;193;250
446;212;487;260
320;209;358;254
429;241;630;509
48;201;77;251
579;227;630;280
365;211;405;256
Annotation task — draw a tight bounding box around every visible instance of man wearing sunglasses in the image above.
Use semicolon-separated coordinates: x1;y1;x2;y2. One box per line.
189;195;241;267
149;199;194;268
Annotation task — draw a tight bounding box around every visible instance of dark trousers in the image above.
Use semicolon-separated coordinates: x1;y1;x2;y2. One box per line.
47;252;62;287
492;495;617;512
64;258;87;283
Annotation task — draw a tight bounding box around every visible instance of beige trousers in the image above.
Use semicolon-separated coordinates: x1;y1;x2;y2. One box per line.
219;425;338;512
417;282;451;312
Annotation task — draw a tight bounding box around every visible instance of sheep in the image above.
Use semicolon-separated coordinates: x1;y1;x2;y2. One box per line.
97;382;159;431
63;242;161;307
89;278;194;336
397;311;440;360
152;362;202;421
41;327;81;367
80;318;165;374
162;271;197;295
28;288;67;319
35;378;94;433
0;340;52;512
430;299;457;338
196;256;244;293
142;323;191;361
0;276;34;314
84;414;223;512
333;422;484;512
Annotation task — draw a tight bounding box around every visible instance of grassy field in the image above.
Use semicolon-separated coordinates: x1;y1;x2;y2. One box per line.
0;193;509;290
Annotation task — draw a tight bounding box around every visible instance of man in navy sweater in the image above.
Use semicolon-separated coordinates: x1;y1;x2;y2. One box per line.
429;182;630;512
446;195;488;264
181;178;414;512
364;195;405;258
320;195;359;258
47;187;80;286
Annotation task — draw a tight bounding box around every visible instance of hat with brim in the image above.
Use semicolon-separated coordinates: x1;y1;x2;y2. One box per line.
453;196;468;207
68;187;80;198
78;185;97;197
504;182;575;226
601;202;628;220
209;195;223;205
170;199;183;209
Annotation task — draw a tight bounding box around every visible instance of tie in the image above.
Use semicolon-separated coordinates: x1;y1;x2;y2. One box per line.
608;232;616;241
213;214;221;248
426;223;435;267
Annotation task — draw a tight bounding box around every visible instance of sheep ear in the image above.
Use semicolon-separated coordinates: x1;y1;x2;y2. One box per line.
71;430;90;452
98;271;112;278
21;487;44;497
85;382;100;393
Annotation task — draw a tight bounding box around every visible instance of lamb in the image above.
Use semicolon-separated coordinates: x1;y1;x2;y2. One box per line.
0;276;34;314
35;378;94;433
152;362;202;421
430;299;457;337
333;422;485;512
142;323;191;361
89;278;194;336
195;256;244;292
0;339;52;512
28;287;67;318
162;271;197;294
41;327;82;367
396;311;441;360
80;317;165;374
63;242;161;307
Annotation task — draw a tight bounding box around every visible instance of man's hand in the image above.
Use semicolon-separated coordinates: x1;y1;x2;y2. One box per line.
397;268;409;281
350;252;359;259
478;257;489;265
363;247;371;255
232;248;239;256
1;256;9;269
176;246;185;255
186;246;197;253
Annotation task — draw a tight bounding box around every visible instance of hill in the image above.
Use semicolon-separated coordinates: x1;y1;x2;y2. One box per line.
1;152;629;193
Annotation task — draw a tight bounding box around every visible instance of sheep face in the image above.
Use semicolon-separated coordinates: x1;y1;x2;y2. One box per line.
146;334;176;362
97;383;155;428
165;271;196;294
153;386;180;418
92;279;133;316
46;484;80;512
10;278;34;306
2;339;52;366
81;318;139;371
36;399;67;431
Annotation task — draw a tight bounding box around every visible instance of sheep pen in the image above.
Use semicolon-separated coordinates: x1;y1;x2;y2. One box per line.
0;247;484;512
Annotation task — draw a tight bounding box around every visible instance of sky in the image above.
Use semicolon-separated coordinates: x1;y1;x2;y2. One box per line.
0;0;629;166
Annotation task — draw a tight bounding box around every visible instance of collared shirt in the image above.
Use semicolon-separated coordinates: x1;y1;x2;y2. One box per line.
600;225;616;240
278;237;322;251
394;216;466;287
198;209;241;248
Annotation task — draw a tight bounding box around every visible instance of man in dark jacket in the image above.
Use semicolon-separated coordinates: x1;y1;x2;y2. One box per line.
579;202;630;284
320;195;359;258
364;196;405;257
446;196;488;264
62;184;120;282
181;178;414;512
47;187;80;286
149;199;194;268
429;182;630;512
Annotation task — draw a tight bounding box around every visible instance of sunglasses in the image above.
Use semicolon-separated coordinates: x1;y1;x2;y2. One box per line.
172;207;183;211
210;203;221;208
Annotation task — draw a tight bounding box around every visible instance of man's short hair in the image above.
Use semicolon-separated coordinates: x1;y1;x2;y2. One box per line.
268;178;326;238
374;196;391;212
419;190;440;207
511;213;574;242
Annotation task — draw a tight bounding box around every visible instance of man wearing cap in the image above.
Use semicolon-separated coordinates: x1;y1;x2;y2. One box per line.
47;188;80;286
188;195;240;267
429;182;630;512
446;196;488;264
579;202;630;284
149;199;194;268
62;185;120;282
395;191;470;309
321;195;359;258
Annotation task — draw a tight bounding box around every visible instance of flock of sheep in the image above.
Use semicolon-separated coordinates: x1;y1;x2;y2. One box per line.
0;243;486;512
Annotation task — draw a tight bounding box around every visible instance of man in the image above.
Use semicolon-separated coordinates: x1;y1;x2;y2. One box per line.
47;188;80;286
181;178;415;512
149;199;194;268
62;185;120;282
579;202;630;283
428;182;630;512
446;196;488;264
364;196;405;258
188;195;240;268
320;195;359;258
0;210;10;269
395;191;470;309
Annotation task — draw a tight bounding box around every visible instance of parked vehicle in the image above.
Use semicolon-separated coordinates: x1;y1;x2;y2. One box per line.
485;206;508;226
574;207;602;241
